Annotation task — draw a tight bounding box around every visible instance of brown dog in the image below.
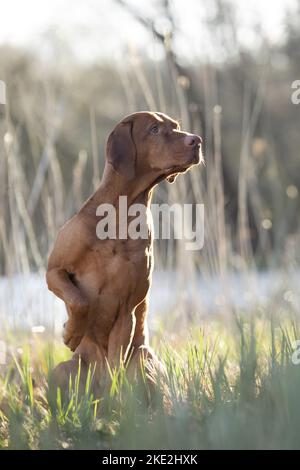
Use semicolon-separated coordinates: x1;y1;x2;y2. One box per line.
46;111;202;390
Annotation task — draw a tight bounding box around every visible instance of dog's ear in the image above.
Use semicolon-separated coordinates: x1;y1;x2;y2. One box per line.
106;120;136;180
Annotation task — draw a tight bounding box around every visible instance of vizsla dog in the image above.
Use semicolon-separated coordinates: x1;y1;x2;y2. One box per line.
46;111;202;390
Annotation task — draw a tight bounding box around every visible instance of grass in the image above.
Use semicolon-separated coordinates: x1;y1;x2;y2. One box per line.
1;311;300;450
0;3;299;450
0;0;298;459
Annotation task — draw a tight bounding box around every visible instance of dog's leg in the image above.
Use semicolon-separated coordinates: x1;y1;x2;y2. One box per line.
50;355;88;397
46;267;89;351
126;345;166;408
127;341;166;383
107;309;136;369
62;307;88;353
130;299;149;347
75;336;106;378
51;337;105;397
75;336;106;392
127;300;166;389
127;345;164;379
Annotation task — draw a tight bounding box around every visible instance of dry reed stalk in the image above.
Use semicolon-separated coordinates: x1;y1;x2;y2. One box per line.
73;149;88;211
89;106;100;191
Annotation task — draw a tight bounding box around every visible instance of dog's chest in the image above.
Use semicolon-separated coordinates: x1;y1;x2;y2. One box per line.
109;240;152;284
82;237;153;303
109;238;153;294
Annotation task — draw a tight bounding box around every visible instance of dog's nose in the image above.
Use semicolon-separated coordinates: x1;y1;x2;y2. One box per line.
184;134;202;147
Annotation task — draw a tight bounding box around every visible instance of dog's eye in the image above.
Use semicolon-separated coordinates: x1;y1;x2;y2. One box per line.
150;125;159;135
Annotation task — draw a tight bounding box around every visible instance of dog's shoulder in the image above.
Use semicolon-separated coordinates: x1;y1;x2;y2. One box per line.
48;212;94;268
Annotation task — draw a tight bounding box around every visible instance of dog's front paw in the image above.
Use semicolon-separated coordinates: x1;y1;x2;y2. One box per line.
63;315;88;352
63;327;83;352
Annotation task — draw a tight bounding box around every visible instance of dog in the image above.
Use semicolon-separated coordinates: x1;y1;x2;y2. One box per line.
46;111;202;391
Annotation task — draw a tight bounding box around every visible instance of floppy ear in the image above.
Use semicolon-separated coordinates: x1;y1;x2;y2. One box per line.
106;120;136;180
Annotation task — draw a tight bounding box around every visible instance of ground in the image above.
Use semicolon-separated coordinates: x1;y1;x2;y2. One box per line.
1;310;300;450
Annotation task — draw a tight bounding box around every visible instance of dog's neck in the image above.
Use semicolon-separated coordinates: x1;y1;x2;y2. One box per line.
88;164;155;209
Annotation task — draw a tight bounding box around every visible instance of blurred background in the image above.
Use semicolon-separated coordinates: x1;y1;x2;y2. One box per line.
0;0;299;334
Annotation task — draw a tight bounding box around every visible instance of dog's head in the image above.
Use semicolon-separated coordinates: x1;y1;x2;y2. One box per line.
106;111;203;185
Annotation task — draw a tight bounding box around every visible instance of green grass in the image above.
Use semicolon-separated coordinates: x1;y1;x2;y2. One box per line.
1;312;300;450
